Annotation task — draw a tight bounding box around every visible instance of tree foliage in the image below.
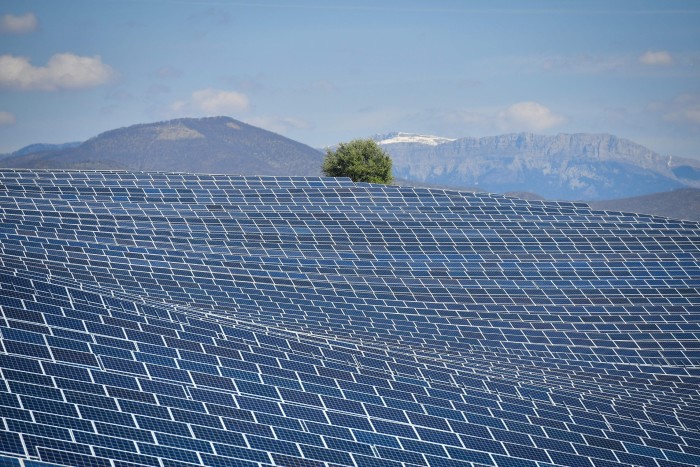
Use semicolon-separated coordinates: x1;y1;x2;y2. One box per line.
322;138;394;184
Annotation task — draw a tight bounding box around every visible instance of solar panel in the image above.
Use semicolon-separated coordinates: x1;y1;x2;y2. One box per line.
0;168;699;467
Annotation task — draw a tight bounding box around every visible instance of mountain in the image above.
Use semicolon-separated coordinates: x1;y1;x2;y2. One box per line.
0;116;324;175
589;188;700;221
372;131;456;146
0;141;82;160
374;132;700;201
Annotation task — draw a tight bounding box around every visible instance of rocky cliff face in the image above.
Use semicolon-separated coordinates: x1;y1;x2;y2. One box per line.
378;133;700;201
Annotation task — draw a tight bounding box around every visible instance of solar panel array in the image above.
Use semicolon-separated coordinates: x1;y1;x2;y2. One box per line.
0;168;698;467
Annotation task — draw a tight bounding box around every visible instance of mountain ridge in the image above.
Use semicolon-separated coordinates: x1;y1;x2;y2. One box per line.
589;188;700;221
5;118;700;215
0;141;82;160
372;132;456;146
376;131;700;201
0;116;324;176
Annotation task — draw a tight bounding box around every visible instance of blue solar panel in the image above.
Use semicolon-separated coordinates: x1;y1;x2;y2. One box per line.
0;168;698;466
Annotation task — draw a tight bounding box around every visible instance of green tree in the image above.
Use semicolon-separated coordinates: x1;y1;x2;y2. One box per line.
322;139;394;184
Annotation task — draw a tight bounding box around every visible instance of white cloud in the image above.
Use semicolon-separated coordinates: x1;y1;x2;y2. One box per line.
639;50;674;66
496;102;567;132
420;102;567;136
0;53;115;91
169;88;249;117
0;13;37;34
192;88;249;114
0;111;16;126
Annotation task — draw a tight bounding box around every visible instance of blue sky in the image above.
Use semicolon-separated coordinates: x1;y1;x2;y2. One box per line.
1;0;699;159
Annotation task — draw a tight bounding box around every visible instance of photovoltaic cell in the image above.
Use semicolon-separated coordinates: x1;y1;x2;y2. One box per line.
0;168;698;467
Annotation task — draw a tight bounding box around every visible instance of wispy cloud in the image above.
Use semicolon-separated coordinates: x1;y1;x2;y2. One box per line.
434;102;567;134
496;102;567;132
540;54;628;74
169;88;249;116
639;50;674;66
0;111;16;126
0;53;115;91
537;51;687;74
656;94;700;128
0;13;37;35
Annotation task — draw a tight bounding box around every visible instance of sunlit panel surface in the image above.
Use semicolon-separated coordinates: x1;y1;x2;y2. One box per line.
0;169;698;467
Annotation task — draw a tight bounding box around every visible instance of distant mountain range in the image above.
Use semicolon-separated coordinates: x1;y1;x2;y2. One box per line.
589;188;700;222
374;132;700;201
0;117;323;176
3;118;699;220
0;141;82;159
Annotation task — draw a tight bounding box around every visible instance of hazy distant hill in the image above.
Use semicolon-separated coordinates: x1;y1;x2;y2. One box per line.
1;117;324;175
375;132;700;201
589;188;700;221
0;142;82;160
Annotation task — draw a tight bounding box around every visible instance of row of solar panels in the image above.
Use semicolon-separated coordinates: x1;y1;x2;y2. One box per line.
2;270;699;467
1;169;699;467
